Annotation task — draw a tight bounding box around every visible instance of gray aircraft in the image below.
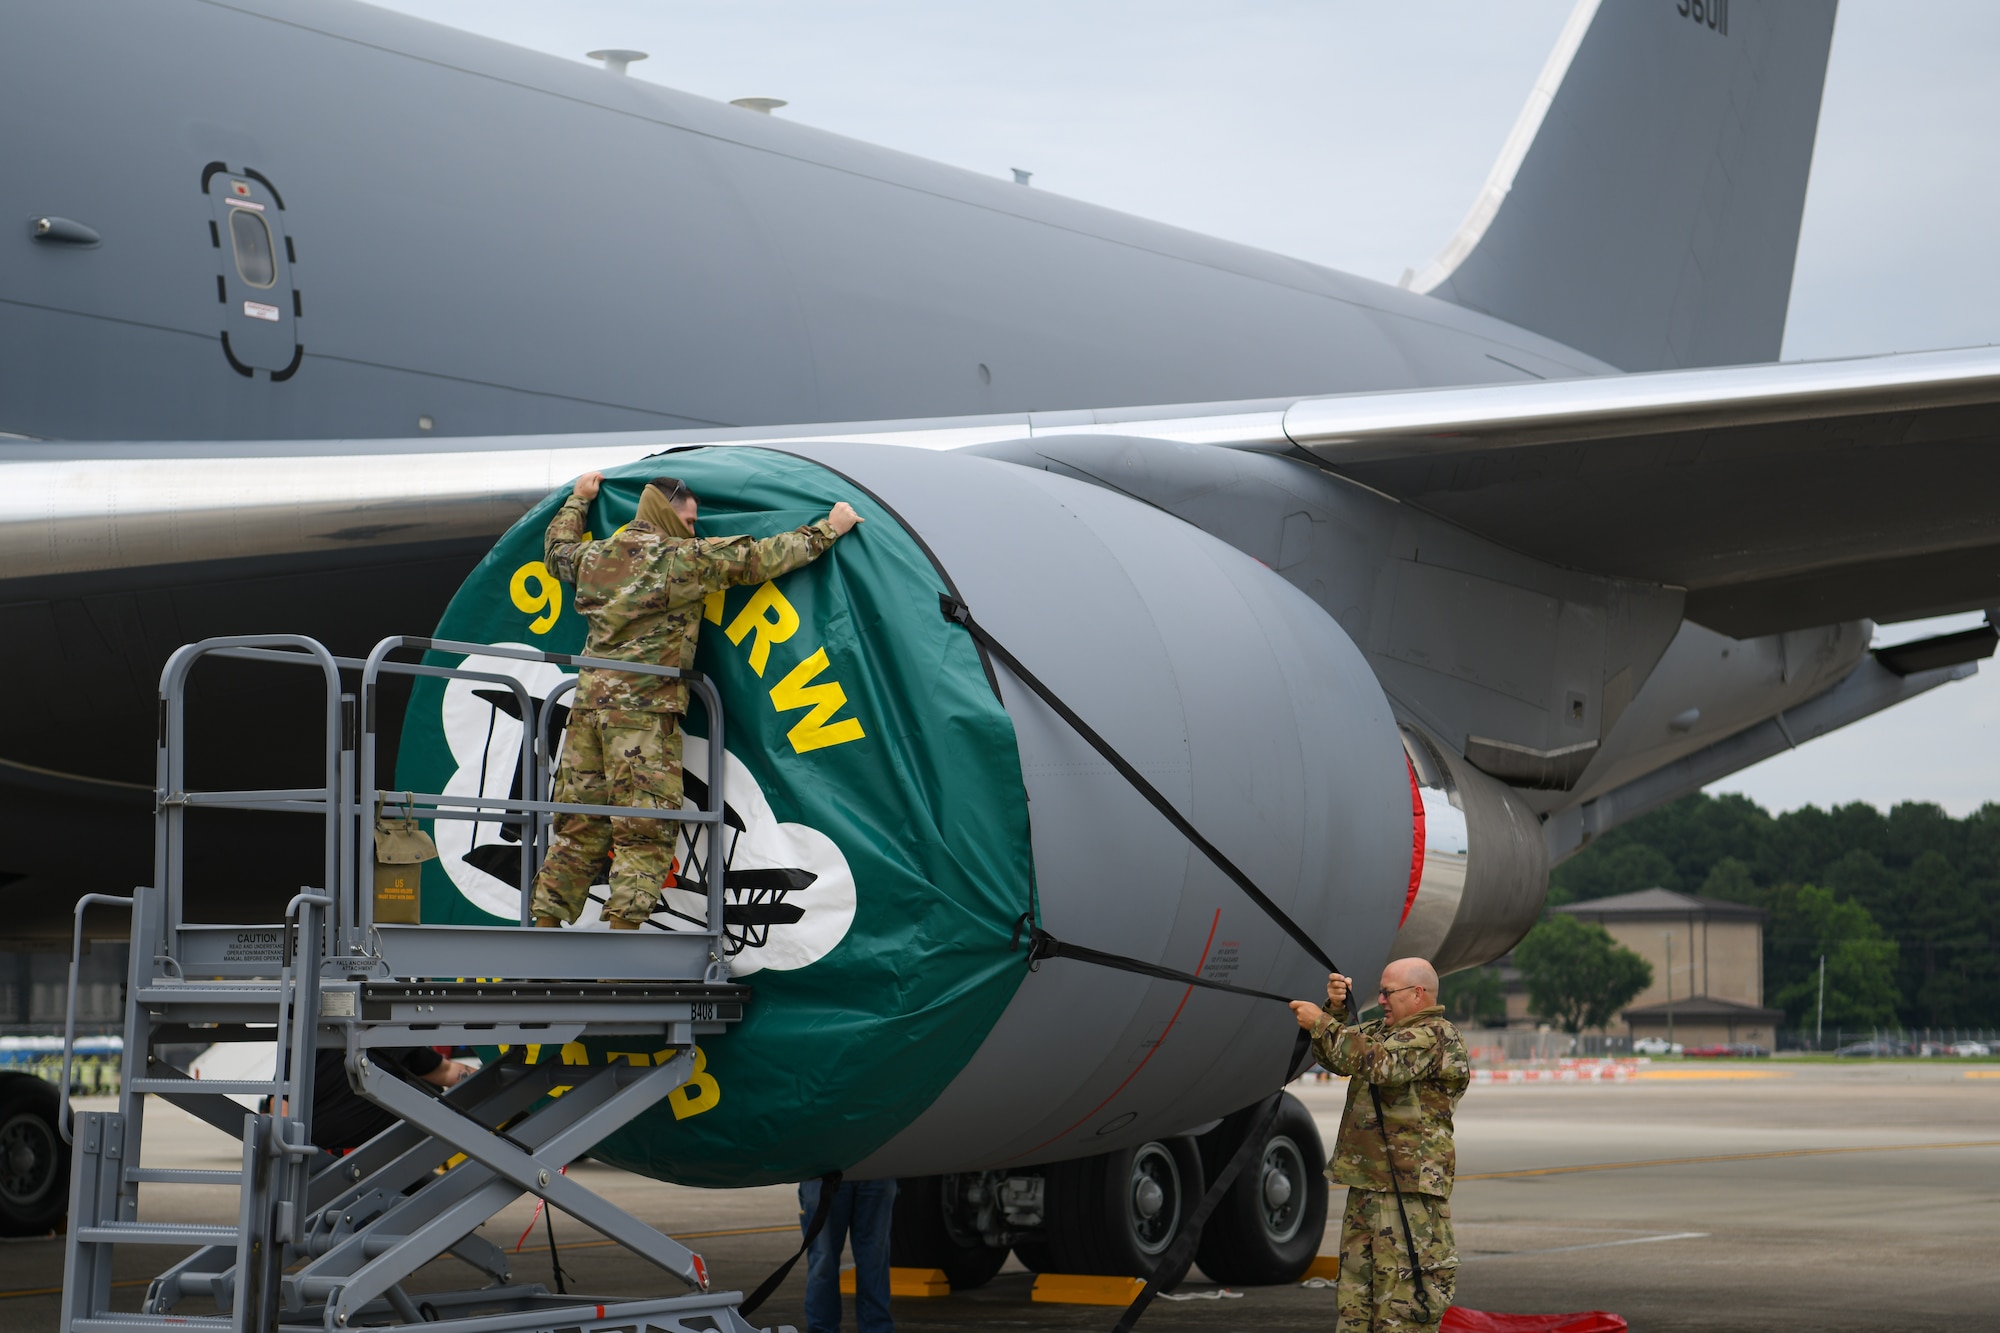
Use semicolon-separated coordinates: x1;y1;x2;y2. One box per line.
5;0;1999;1294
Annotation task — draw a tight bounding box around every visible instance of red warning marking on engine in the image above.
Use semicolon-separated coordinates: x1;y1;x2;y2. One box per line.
1403;755;1424;927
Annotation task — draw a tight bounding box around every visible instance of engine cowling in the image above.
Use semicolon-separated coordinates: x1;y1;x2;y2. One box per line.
1393;726;1550;975
397;443;1412;1184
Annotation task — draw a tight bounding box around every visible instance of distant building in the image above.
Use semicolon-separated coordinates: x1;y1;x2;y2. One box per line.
1552;888;1783;1048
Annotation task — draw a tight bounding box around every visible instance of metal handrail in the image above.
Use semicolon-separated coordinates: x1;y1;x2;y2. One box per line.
349;658;534;939
273;891;332;1157
383;791;724;821
143;631;735;989
156;636;346;952
205;641;541;941
359;635;728;942
59;894;135;1144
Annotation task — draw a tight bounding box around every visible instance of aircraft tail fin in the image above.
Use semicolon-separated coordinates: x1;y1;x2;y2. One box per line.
1413;0;1839;371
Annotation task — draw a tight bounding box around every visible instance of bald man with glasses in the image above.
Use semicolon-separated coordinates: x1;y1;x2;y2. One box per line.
1292;958;1469;1331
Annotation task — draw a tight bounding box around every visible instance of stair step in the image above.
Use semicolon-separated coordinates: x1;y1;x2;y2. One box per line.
74;1222;240;1247
134;985;284;1004
124;1167;243;1185
72;1318;232;1333
129;1078;279;1096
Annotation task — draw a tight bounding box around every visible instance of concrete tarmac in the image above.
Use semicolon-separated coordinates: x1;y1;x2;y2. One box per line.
3;1061;1995;1332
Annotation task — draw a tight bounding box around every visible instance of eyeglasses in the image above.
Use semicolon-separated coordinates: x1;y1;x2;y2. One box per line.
1378;984;1424;1001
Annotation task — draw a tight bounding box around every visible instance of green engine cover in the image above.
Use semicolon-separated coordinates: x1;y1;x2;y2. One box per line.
394;448;1033;1183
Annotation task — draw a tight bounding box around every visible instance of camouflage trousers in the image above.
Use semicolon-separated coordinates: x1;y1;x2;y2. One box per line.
1336;1188;1456;1332
529;708;682;926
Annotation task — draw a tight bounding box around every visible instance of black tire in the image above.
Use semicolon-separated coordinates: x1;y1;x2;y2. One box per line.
1041;1137;1205;1288
1193;1091;1327;1286
0;1073;69;1238
888;1174;1010;1290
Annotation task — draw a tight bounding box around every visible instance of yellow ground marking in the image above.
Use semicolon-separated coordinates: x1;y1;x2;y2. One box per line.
842;1265;950;1297
1635;1069;1789;1080
1460;1139;2000;1182
1966;1070;2000;1078
1033;1273;1149;1305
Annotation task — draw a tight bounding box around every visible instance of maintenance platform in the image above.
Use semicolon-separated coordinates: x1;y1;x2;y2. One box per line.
52;634;776;1333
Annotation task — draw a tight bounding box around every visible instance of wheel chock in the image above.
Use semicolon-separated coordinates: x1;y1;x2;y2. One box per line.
1031;1274;1149;1305
839;1266;951;1297
1302;1255;1341;1281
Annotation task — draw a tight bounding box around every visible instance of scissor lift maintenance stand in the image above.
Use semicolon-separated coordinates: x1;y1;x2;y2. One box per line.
55;635;782;1333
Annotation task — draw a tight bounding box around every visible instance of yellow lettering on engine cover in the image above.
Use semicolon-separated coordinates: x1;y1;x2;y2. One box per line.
667;1045;721;1120
509;561;562;634
725;582;799;677
770;649;865;753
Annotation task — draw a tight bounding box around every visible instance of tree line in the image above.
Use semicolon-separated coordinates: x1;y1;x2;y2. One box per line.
1533;792;2000;1030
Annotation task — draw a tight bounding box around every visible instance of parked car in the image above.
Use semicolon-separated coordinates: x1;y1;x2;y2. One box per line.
1950;1041;1991;1057
1632;1037;1682;1055
1834;1039;1904;1058
1681;1044;1736;1057
1727;1043;1770;1058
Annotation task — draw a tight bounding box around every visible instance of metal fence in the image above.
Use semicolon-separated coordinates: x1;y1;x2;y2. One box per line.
1777;1027;1999;1054
1458;1027;1636;1063
1453;1026;2000;1059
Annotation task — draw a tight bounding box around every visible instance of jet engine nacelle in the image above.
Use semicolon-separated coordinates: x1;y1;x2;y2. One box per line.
817;443;1413;1177
1393;727;1550;976
400;442;1412;1189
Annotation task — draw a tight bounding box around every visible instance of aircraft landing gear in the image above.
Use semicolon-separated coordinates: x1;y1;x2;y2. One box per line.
904;1101;1322;1293
888;1174;1011;1289
1194;1091;1327;1285
0;1072;68;1238
1039;1136;1206;1286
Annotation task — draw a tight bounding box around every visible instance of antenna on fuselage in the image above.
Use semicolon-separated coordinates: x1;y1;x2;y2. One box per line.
730;98;789;115
586;49;648;76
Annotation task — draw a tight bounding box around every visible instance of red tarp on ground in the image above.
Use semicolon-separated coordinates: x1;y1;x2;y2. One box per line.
1442;1309;1628;1333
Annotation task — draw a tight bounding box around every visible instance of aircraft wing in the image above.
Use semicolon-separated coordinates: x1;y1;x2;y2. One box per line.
8;346;1999;640
1265;346;2000;637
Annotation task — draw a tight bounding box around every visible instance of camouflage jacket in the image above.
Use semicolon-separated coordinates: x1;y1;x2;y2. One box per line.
545;495;840;713
1311;1004;1470;1198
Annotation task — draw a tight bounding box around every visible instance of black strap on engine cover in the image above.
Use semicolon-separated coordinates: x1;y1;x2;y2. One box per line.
739;1169;842;1317
942;594;1342;979
1014;914;1298;1005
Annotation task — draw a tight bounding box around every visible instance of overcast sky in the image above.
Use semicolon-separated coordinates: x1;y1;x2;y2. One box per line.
370;0;2000;817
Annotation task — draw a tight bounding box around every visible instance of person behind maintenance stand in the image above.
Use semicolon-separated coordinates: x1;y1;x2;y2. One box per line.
530;472;862;930
1291;958;1470;1333
798;1177;897;1333
308;1047;473;1153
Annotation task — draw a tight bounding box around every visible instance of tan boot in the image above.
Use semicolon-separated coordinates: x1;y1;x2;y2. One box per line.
534;917;564;929
607;918;642;931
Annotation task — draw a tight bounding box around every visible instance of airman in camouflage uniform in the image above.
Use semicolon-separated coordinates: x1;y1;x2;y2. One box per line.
1292;958;1470;1332
530;471;861;928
